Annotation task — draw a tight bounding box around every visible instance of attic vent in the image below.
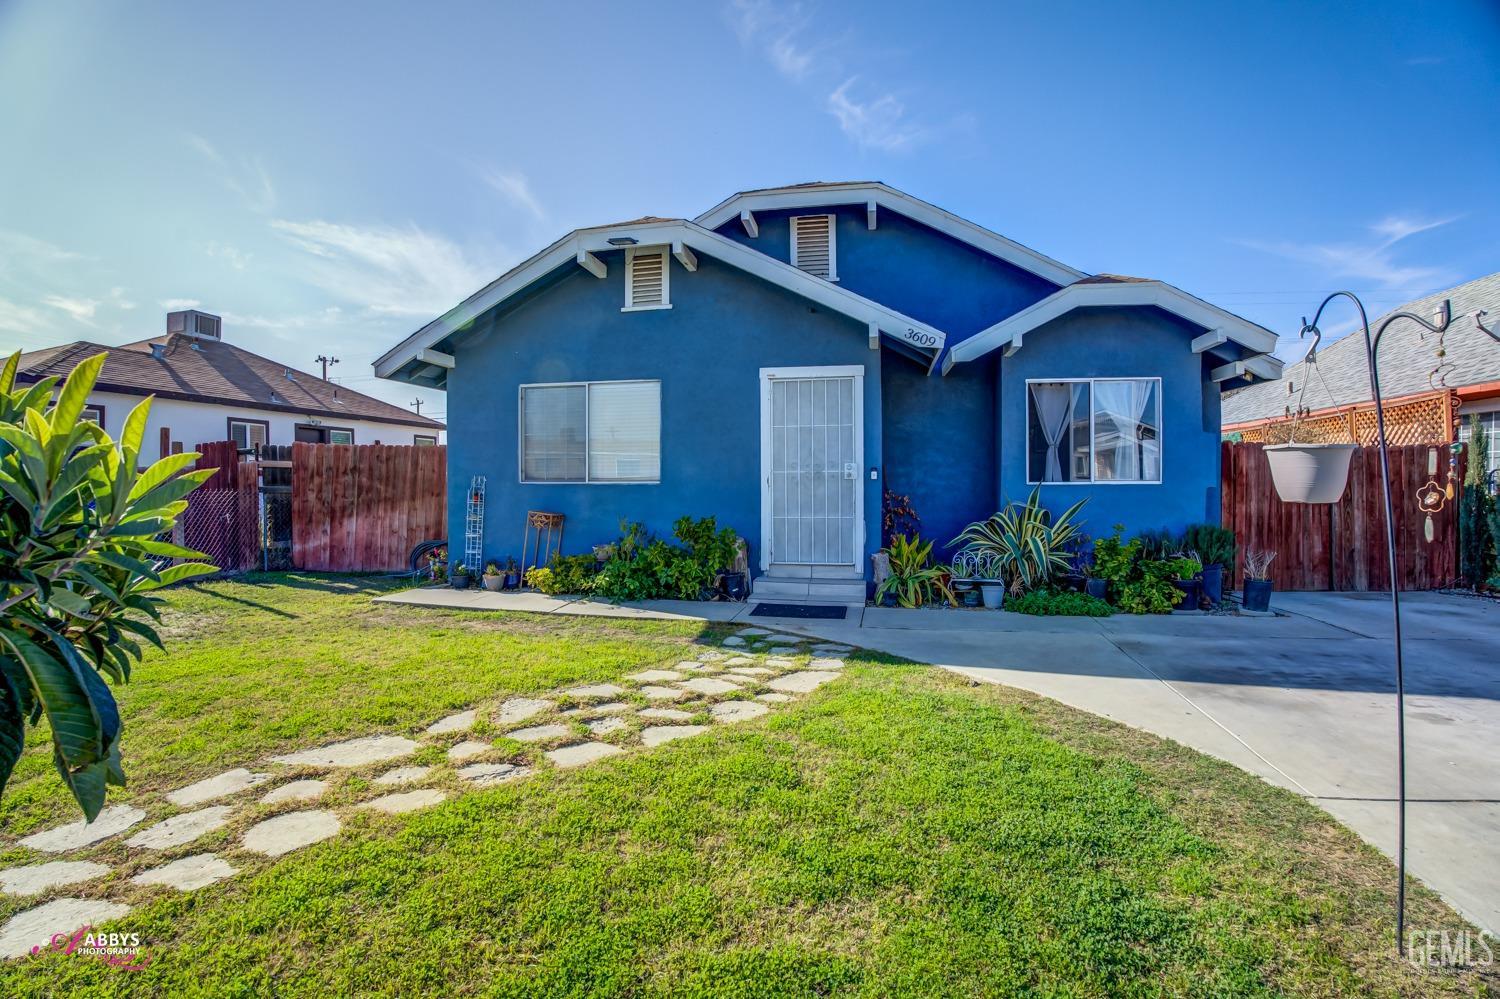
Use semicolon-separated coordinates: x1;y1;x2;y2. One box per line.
791;214;836;280
624;247;669;310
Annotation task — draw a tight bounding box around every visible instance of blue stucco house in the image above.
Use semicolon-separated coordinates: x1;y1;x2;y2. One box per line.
376;182;1282;600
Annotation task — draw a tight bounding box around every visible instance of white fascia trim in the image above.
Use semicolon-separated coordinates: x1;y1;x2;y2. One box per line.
374;219;947;379
694;182;1085;286
944;281;1280;369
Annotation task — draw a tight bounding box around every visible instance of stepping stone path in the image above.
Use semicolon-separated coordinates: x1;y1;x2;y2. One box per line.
0;630;859;961
1;861;110;897
447;740;493;761
261;779;328;804
359;789;447;815
0;897;132;960
125;806;234;850
563;683;626;700
242;811;341;858
710;701;770;723
506;724;570;744
547;742;623;768
271;735;418;769
458;763;528;786
426;710;477;735
373;766;431;786
640;725;706;747
167;768;273;807
18;805;145;853
131;854;237;892
496;697;552;724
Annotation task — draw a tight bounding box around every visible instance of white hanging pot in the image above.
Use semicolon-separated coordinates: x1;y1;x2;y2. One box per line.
1264;443;1356;504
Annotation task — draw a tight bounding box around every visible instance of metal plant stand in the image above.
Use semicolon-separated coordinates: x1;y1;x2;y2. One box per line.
463;476;486;574
1295;293;1499;955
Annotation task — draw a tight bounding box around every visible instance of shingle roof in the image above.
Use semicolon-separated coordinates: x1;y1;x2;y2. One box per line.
1222;272;1500;425
16;334;443;429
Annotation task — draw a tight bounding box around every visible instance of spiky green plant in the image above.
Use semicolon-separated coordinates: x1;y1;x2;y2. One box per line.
949;489;1087;595
0;351;217;819
875;533;955;608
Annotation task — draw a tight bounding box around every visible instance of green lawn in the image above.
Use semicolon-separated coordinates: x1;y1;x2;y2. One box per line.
1;575;1492;997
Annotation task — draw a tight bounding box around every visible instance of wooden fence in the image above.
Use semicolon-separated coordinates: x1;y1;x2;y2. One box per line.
291;443;447;572
185;443;260;571
1221;441;1464;591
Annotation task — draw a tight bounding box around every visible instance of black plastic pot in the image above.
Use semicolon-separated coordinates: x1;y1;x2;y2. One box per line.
1171;578;1201;611
504;571;521;589
1199;564;1224;605
1061;573;1085;593
1243;578;1273;613
451;574;471;590
718;571;748;602
1085;578;1109;601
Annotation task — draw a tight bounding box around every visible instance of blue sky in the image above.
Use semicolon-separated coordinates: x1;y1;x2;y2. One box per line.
1;0;1496;420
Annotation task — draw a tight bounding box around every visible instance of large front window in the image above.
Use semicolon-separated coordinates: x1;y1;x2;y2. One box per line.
1027;378;1161;484
520;380;660;483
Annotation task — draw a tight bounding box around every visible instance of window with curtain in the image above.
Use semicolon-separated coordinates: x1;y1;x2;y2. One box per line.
1026;378;1161;484
521;380;660;483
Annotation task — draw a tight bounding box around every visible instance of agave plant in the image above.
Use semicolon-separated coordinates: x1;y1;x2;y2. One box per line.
0;351;217;819
875;533;955;608
949;489;1087;594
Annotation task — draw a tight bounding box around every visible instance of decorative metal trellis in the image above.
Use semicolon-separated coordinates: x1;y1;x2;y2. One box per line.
463;476;486;573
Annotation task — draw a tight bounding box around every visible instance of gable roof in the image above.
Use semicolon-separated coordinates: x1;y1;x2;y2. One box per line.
693;181;1087;287
942;275;1283;381
373;217;950;387
1222;272;1500;426
16;334;444;429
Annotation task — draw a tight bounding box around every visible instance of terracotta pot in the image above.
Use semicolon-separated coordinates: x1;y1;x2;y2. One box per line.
481;574;504;591
1264;443;1355;504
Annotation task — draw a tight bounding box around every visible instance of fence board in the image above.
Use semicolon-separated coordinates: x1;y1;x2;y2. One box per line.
289;442;446;572
1222;441;1462;591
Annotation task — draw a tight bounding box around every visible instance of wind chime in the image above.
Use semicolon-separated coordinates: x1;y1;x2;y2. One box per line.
1413;445;1459;544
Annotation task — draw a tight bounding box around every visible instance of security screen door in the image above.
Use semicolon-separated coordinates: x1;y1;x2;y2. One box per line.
764;371;860;568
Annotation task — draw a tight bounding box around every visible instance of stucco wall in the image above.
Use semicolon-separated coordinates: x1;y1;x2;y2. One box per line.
78;391;442;456
716;205;1058;343
445;250;883;576
996;306;1222;537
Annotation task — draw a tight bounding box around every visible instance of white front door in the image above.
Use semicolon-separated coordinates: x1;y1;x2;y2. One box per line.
759;366;864;571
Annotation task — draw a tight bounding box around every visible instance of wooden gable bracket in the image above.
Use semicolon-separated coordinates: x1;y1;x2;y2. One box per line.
868;322;880;350
740;209;759;238
1191;328;1228;353
866;200;877;230
672;241;698;272
416;348;455;369
576;250;607;279
1210;360;1248;382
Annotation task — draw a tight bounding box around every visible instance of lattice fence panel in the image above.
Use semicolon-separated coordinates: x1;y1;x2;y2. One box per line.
1235;391;1455;447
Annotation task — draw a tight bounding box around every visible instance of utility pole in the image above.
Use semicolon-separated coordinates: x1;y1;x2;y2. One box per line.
315;354;340;380
411;398;423;416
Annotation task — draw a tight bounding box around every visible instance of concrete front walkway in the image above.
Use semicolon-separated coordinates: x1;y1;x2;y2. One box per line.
380;585;1500;933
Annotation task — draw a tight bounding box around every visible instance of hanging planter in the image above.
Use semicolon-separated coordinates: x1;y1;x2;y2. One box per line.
1264;443;1356;504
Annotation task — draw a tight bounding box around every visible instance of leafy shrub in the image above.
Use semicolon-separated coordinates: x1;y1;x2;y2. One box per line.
1166;557;1202;580
1090;525;1185;613
1134;528;1180;561
591;517;740;602
950;489;1086;595
1007;590;1113;617
1118;559;1182;614
875;534;955;608
1460;416;1495;587
1090;524;1140;599
0;351;217;818
1182;523;1235;570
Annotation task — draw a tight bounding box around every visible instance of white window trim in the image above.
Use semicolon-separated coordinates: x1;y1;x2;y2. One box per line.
622;246;671;312
790;214;838;282
1024;376;1164;486
518;379;661;485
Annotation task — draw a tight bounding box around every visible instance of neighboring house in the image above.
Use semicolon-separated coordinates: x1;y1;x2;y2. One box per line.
1223;272;1500;472
375;181;1280;599
16;308;444;458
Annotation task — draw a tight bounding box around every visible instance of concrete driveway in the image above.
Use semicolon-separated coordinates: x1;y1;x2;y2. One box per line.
784;591;1500;935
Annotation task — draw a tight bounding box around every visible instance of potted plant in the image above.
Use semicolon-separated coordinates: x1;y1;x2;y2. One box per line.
950;490;1086;610
1167;556;1203;610
1183;524;1235;606
874;534;956;608
451;562;471;589
481;561;504;591
503;556;521;589
1242;549;1276;612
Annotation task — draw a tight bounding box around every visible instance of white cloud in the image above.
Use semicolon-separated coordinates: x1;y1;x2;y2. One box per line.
0;230;84;267
827;78;927;152
206;242;252;270
41;295;99;324
767;33;814;80
1238;214;1460;290
108;287;136;310
270;219;496;317
160;298;202;311
187;134;277;213
0;295;48;335
477;168;546;221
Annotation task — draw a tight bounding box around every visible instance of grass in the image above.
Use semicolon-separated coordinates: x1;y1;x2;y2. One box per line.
1;575;1494;996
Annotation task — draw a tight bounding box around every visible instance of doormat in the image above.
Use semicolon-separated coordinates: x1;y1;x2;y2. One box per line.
750;603;847;620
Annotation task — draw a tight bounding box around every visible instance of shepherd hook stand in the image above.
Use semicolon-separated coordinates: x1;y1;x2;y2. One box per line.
1298;293;1500;956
